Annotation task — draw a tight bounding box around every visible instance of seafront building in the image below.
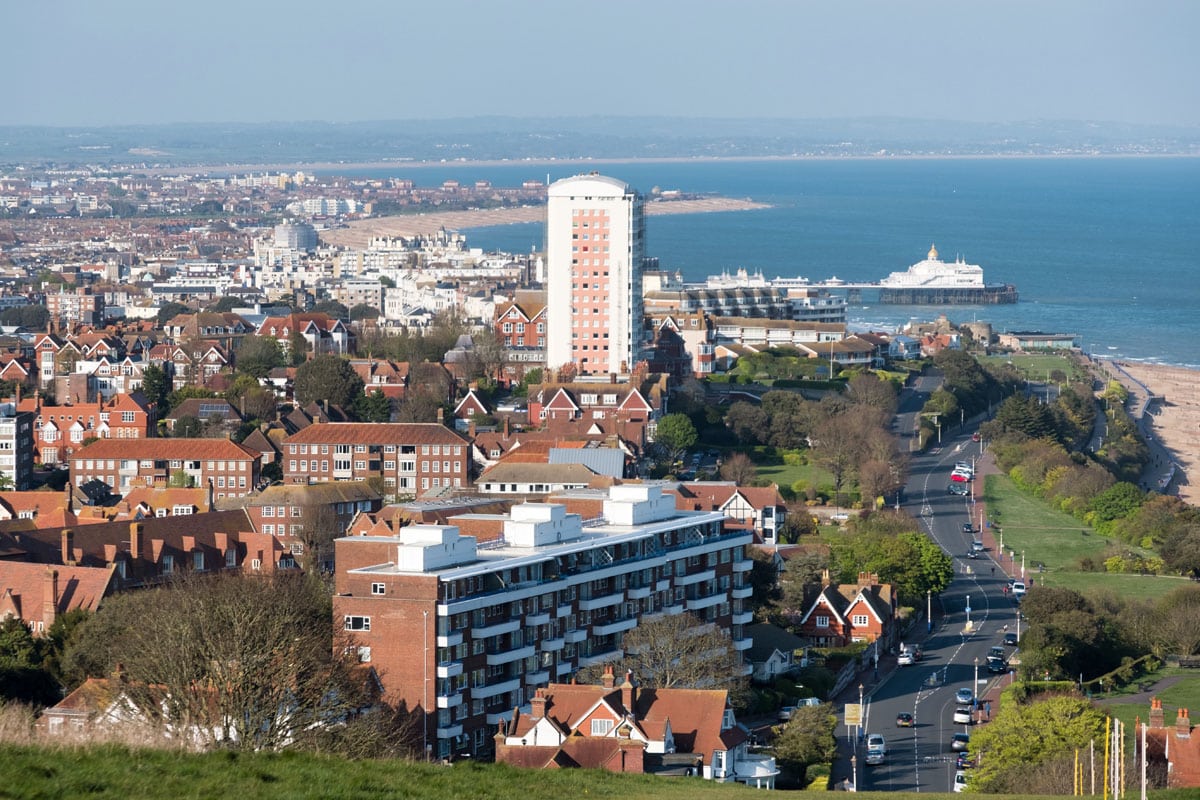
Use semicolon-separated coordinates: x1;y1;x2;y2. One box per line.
333;484;754;761
545;174;645;375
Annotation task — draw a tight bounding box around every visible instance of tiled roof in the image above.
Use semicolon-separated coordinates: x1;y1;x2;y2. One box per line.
477;462;597;486
242;481;381;508
0;561;115;618
283;423;467;447
66;438;259;462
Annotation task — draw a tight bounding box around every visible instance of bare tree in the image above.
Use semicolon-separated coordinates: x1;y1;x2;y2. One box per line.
719;452;758;485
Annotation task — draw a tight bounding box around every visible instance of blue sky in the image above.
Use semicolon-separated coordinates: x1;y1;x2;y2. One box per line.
6;0;1198;127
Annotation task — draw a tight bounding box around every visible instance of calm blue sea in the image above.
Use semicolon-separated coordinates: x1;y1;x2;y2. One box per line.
328;158;1200;367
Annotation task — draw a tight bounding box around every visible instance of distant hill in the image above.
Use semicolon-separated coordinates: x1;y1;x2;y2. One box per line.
1;116;1198;168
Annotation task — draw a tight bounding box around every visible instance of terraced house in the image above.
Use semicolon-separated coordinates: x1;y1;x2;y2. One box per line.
67;439;261;499
333;484;754;761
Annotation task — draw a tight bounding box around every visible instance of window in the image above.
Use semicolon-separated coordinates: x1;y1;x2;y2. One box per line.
371;582;386;595
852;614;869;626
121;411;136;423
815;615;830;628
193;551;205;571
162;554;174;574
590;719;613;736
344;616;371;632
262;506;275;517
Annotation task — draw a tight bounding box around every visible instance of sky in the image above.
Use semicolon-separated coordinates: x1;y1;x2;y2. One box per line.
5;0;1199;128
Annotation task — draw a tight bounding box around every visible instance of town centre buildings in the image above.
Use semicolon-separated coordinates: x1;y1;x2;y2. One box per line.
333;484;755;760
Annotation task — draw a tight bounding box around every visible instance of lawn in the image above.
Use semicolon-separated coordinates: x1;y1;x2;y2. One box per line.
732;446;836;500
983;474;1181;600
1101;670;1200;734
981;352;1086;383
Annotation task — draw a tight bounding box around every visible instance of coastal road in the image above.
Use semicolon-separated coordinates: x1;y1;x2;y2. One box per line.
855;388;1020;793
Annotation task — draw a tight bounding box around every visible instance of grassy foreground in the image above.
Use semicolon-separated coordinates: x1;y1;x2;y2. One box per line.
0;745;1195;800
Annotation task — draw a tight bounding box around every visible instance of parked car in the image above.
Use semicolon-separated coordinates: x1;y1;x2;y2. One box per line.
951;470;970;482
971;432;981;442
953;706;974;725
897;650;915;666
948;483;970;496
778;705;798;722
956;752;973;769
962;522;974;534
951;733;971;752
955;687;975;705
865;733;887;765
1004;631;1019;646
1012;581;1027;598
955;462;975;474
954;770;969;792
896;712;915;727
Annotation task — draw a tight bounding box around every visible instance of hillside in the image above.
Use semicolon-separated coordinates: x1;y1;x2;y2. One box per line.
0;745;1194;800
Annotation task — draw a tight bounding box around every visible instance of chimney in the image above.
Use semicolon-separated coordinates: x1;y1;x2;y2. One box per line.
821;568;831;587
503;416;510;438
43;568;59;629
1177;708;1191;739
601;664;615;689
621;670;636;715
61;529;74;564
1150;697;1165;729
530;688;547;720
468;419;476;439
437;407;444;424
129;522;143;562
207;478;215;511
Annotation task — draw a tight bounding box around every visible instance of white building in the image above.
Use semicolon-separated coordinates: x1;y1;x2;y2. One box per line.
546;174;645;376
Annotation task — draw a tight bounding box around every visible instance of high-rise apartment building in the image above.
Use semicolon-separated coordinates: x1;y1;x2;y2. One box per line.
545;174;645;375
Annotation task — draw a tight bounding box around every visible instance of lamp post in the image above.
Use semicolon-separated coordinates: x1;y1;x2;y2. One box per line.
1021;551;1026;579
1016;611;1022;642
850;754;857;792
423;609;429;761
858;683;864;747
927;590;933;633
966;594;971;626
974;657;979;695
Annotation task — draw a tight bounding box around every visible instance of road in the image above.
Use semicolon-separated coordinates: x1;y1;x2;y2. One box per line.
853;376;1021;793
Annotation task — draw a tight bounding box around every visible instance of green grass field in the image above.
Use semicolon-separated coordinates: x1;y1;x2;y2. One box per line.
980;353;1086;383
1100;670;1200;735
983;474;1181;600
732;447;836;499
0;745;1193;800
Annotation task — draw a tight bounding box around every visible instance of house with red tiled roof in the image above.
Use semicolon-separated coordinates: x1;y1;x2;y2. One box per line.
453;387;490;420
495;666;777;788
19;391;156;466
257;312;352;357
348;358;408;400
1144;698;1200;789
0;561;116;635
673;482;787;544
795;571;899;648
527;380;663;456
67;438;260;500
281;422;469;500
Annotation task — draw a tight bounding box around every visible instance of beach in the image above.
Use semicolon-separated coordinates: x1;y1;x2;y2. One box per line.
1109;362;1200;505
317;197;768;249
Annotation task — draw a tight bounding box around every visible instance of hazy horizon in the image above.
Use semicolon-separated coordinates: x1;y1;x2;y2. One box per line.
6;1;1198;128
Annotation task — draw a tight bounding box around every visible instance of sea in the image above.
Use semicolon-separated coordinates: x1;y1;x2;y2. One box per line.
325;157;1200;368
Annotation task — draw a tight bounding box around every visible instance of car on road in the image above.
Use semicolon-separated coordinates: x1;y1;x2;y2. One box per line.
971;539;985;552
987;657;1007;674
955;687;975;705
1012;581;1027;598
955;462;975;475
971;432;981;442
951;470;971;482
865;733;887;765
956;752;973;769
951;733;971;752
778;705;798;721
962;523;974;534
953;706;974;725
948;483;970;496
896;712;915;727
966;550;980;559
989;646;1005;660
897;650;915;666
1004;632;1019;646
954;770;969;792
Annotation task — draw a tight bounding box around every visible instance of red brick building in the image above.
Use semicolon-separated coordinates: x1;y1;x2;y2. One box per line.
67;439;261;499
20;392;156;466
795;571;898;648
281;423;469;500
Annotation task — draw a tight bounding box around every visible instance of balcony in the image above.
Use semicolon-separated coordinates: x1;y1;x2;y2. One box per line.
524;669;550;685
471;677;521;700
487;709;515;725
525;611;550;627
732;559;753;573
556;603;574;618
436;692;463;709
436;723;463;739
733;753;780;788
472;617;520;639
686;592;725;612
578;591;624;612
626;584;652;600
656;579;672;592
577;648;623;668
731;585;753;600
593;616;638;636
486;644;535;666
733;636;753;651
436;661;463;679
437;630;463;648
564;628;588;644
662;602;685;616
733;611;754;625
675;569;716;587
540;636;565;652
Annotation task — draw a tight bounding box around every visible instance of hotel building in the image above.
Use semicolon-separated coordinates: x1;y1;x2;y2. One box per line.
333;484;754;760
545;174;645;375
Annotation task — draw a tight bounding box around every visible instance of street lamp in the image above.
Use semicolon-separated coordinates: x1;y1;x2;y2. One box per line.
1021;551;1026;579
974;657;979;697
858;683;865;747
927;590;932;634
850;754;858;793
966;594;971;626
423;609;429;761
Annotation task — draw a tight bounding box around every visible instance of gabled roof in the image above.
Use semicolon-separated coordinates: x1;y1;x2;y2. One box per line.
477;462;597;487
0;561;116;620
66;438;259;462
283;423;467;447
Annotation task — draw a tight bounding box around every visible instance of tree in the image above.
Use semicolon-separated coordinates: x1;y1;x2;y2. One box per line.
156;302;190;323
354;389;392;423
0;617;59;706
205;296;241;313
287;329;310;366
172;415;203;438
0;304;49;329
581;613;747;698
724;401;768;445
719;452;758;484
654;413;698;466
968;695;1106;794
140;364;170;410
348;303;380;321
294;354;364;409
235;335;285;379
312;300;349;319
63;572;368;751
773;703;837;783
